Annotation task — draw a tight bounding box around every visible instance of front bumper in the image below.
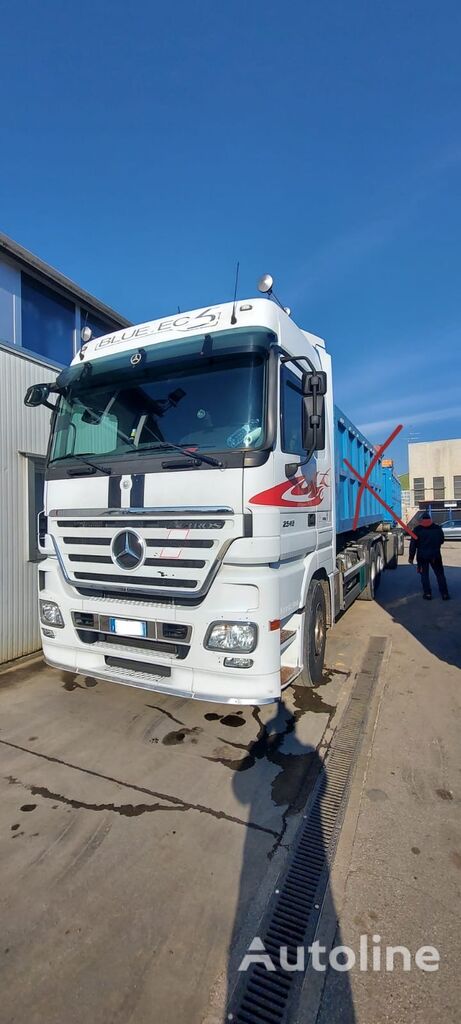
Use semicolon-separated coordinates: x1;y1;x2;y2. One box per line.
39;557;282;705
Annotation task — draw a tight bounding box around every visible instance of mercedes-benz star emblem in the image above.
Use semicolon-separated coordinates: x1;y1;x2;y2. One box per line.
111;530;145;570
131;352;142;366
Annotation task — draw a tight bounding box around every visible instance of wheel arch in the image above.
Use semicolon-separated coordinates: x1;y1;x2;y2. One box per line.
301;565;333;627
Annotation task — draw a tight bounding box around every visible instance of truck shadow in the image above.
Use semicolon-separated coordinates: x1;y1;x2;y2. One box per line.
377;563;461;670
225;701;356;1023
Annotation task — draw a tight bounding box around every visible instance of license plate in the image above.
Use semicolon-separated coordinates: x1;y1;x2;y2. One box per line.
109;618;147;638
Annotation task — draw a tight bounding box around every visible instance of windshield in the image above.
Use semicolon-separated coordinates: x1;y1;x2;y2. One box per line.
49;329;270;463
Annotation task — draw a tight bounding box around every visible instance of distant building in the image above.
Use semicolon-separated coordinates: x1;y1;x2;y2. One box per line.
408;438;461;523
400;489;411;522
0;232;130;664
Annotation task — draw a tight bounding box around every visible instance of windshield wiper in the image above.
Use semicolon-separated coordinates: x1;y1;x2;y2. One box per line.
49;453;112;476
138;441;223;468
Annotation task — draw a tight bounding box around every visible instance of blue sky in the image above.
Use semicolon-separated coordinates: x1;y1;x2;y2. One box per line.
1;0;460;471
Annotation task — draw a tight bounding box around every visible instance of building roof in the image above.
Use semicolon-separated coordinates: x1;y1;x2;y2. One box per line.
408;438;461;447
0;231;131;328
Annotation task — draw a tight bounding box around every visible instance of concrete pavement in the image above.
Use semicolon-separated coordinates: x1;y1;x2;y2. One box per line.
0;542;459;1023
0;602;359;1024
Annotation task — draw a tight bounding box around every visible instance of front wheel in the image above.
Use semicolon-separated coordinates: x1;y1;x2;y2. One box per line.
298;579;327;687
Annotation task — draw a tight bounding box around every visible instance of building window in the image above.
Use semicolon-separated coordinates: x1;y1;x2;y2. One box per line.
454;476;461;500
21;272;75;364
26;455;46;561
433;476;445;500
280;366;305;454
413;477;425;502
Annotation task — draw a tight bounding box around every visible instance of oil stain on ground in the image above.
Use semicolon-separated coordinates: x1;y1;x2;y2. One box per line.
204;684;337;819
62;673;97;690
162;726;203;746
204;712;246;727
62;674;85;691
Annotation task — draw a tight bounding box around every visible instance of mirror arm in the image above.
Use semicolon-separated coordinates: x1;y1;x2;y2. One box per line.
295;431;318;471
280;353;316;374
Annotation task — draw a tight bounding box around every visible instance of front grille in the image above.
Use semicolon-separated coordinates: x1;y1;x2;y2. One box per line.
52;512;237;598
76;630;189;660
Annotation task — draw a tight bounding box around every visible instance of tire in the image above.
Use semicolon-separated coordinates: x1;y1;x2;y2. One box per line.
298;579;327;687
374;542;384;592
359;547;377;601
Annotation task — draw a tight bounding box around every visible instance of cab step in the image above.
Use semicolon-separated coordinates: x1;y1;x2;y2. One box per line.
280;628;296;654
281;665;302;688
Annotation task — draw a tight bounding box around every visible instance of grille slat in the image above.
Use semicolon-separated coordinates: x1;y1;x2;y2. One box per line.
74;572;198;588
63;536;214;548
68;554;207;569
57;518;226;530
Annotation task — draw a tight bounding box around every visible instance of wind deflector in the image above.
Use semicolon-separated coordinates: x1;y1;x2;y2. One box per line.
56;362;93;389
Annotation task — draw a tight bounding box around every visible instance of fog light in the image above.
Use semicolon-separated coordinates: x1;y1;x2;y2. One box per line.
42;628;55;638
223;657;253;669
205;621;257;653
39;600;64;628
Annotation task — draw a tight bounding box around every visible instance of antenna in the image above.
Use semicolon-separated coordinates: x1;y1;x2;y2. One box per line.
231;261;240;325
257;273;291;315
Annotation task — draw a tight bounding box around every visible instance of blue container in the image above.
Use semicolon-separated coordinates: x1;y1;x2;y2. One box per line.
334;405;401;535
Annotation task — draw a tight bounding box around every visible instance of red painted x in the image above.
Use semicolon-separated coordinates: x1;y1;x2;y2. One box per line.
343;423;417;540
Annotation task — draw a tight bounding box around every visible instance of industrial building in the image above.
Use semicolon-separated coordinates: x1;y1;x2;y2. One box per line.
0;233;130;663
408;438;461;523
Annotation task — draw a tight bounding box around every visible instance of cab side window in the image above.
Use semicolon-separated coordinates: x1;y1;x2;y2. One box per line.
280;366;305;454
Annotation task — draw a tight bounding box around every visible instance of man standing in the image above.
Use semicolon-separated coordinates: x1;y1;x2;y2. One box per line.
409;511;450;600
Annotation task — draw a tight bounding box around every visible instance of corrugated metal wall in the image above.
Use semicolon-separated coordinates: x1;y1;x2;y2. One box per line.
0;346;57;662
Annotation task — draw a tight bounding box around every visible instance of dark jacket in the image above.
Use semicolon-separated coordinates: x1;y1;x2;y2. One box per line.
409;520;445;562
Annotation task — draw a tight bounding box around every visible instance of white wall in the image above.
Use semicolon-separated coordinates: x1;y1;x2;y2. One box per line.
0;346;57;662
409;439;461;500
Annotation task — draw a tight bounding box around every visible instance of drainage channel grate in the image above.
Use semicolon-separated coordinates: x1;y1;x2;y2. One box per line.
228;636;387;1024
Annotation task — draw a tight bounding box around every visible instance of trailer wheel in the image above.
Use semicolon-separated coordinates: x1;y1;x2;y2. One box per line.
359;547;377;601
298;580;327;687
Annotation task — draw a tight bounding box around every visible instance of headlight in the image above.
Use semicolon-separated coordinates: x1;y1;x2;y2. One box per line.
39;600;64;628
205;621;257;653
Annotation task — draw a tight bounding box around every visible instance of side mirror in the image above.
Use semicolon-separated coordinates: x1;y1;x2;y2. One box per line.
301;371;327;452
24;383;56;410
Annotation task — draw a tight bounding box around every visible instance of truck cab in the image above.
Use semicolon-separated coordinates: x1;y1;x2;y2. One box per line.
26;296;337;704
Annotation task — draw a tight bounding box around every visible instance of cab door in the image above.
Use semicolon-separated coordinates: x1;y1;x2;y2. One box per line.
278;363;323;562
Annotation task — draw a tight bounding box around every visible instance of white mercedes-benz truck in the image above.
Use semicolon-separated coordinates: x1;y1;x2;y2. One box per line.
25;283;401;704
